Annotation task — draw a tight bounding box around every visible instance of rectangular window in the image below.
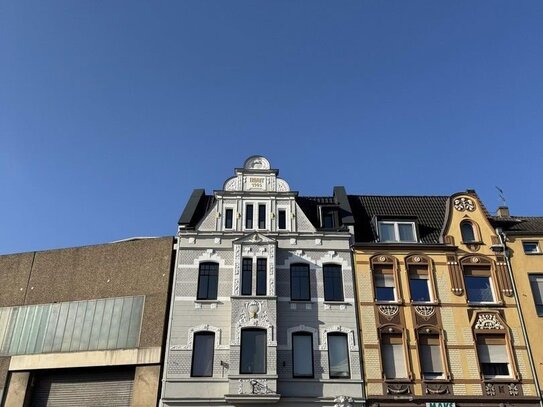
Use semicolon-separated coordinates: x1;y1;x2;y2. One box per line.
523;241;540;254
477;335;510;378
292;332;314;378
529;274;543;316
291;264;310;301
321;207;338;229
381;334;407;379
323;264;344;302
419;335;444;380
240;329;267;374
224;208;233;229
409;268;431;302
191;332;215;377
246;204;254;229
241;258;252;296
278;209;287;230
258;204;266;229
464;267;494;303
197;263;219;300
256;258;267;296
378;221;417;243
374;272;396;302
328;333;350;378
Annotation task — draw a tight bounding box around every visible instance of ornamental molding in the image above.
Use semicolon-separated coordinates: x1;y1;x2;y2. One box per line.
425;384;449;395
454;197;476;212
334;395;354;407
170;324;227;351
244;156;271;170
238;379;273;395
474;313;504;330
508;383;519;396
283;325;319;350
485;383;496;396
378;305;399;319
319;325;357;351
414;305;435;318
232;300;276;346
316;250;351;269
386;384;411;395
233;244;241;295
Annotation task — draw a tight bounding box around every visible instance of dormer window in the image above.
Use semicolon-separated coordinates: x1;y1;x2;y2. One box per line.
378;221;417;243
460;220;478;243
278;209;287;230
321;207;339;229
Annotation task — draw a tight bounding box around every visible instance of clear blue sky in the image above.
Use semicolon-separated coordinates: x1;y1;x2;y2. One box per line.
1;1;542;254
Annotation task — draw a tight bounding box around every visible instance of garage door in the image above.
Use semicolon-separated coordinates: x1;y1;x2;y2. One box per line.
30;367;134;407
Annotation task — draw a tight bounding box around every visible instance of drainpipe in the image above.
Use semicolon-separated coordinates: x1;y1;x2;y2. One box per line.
496;228;543;407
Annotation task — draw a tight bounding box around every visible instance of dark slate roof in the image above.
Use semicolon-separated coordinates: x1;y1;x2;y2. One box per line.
348;195;449;243
496;216;543;234
295;196;338;230
178;189;216;227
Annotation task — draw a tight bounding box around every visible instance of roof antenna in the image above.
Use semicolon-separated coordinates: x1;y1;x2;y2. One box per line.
495;186;507;206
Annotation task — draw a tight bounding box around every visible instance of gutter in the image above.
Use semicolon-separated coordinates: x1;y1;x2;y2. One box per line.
496;228;543;407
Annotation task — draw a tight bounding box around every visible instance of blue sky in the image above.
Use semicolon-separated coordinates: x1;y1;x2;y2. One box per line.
1;1;542;254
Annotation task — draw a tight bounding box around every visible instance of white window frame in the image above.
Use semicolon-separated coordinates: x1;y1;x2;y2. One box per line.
408;273;434;303
243;201;268;231
464;274;497;305
529;274;543;316
523;241;541;254
276;205;290;231
477;340;512;380
223;205;236;230
374;272;398;303
378;221;417;243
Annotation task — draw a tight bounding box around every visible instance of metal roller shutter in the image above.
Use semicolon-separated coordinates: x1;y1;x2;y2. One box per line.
30;367;134;407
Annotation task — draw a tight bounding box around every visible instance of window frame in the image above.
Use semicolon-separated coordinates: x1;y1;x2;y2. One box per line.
290;263;311;301
244;201;268;231
327;332;351;379
241;258;253;296
256;258;267;296
529;274;543;316
378;221;417;243
475;334;512;380
292;332;314;378
320;206;339;229
323;264;344;302
240;328;267;374
523;241;541;255
460;220;479;243
224;207;235;230
196;262;219;301
277;207;288;230
379;330;410;381
463;267;497;304
191;331;215;377
417;332;447;381
373;269;397;303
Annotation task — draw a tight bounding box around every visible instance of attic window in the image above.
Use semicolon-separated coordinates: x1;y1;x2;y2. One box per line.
321;207;338;229
378;221;417;243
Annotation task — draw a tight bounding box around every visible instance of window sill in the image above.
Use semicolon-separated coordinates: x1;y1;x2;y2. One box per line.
411;300;439;306
467;301;503;307
482;376;517;383
375;300;403;305
462;241;483;245
195;299;221;303
422;377;450;383
384;378;411;383
524;252;543;255
323;300;350;305
289;300;313;303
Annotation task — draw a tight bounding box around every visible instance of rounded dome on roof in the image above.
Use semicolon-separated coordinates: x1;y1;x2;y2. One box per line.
243;156;270;170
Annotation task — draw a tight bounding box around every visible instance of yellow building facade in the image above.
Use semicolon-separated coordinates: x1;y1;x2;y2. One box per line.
349;191;540;407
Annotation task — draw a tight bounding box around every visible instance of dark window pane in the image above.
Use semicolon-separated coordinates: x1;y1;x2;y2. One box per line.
481;363;509;376
197;263;218;300
322;208;336;228
256;259;267;296
374;273;395;301
278;210;286;229
328;333;350;378
379;223;395;241
225;209;233;229
376;287;395;301
240;329;267;374
258;204;266;229
461;222;476;242
246;204;253;229
465;276;494;302
293;333;314;377
291;264;310;301
323;264;344;301
241;258;252;296
191;332;215;377
398;223;415;242
409;278;431;302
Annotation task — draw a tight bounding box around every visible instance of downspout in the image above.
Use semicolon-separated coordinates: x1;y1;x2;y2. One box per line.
496;228;543;407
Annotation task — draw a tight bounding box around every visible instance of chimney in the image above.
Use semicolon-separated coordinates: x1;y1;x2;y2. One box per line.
497;206;510;218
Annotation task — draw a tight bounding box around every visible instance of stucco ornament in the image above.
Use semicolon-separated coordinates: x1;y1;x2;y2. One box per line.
475;314;504;330
485;383;496;396
334;395;354;407
453;197;476;212
414;305;435;318
244;156;271;170
378;305;399;318
508;383;519;396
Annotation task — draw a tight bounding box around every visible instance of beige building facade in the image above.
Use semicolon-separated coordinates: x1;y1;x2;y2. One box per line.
349;191;540;407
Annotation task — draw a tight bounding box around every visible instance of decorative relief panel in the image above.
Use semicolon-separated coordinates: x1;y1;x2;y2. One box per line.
474;313;504;330
447;255;464;296
237;379;274;395
233;244;241;295
232;300;276;346
424;383;451;395
170;324;228;351
385;383;411;395
495;255;513;297
483;382;522;397
378;305;399;319
453;197;476;212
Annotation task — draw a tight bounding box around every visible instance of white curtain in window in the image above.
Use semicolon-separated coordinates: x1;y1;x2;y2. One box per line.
382;343;407;378
477;344;508;363
328;334;350;377
375;274;394;287
420;344;443;373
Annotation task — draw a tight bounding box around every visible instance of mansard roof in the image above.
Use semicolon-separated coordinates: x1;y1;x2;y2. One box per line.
348;195;449;244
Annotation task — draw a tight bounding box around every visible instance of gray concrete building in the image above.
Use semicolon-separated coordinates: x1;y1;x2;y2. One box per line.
0;237;174;406
161;156;364;406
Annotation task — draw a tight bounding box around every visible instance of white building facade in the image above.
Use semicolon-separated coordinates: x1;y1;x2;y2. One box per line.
160;156;364;407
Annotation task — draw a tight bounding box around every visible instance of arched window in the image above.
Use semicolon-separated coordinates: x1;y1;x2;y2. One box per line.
460;221;477;243
240;328;267;374
191;331;215;377
292;332;314;378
